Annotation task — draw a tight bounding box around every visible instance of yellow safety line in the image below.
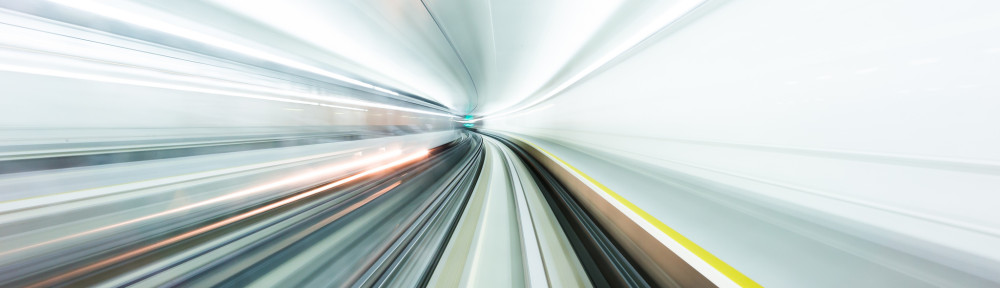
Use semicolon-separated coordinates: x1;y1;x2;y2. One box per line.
518;138;761;288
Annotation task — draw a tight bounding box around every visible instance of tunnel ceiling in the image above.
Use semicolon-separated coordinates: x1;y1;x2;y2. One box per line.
125;0;704;116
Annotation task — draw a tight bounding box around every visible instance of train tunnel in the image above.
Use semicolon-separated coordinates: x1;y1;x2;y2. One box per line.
1;1;998;287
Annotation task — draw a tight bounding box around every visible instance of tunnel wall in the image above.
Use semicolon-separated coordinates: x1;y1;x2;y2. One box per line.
0;10;455;146
487;0;1000;281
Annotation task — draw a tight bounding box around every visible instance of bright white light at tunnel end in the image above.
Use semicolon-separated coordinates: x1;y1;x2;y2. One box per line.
476;0;708;123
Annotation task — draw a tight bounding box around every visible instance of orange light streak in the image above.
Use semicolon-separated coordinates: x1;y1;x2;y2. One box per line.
1;150;410;258
25;150;426;288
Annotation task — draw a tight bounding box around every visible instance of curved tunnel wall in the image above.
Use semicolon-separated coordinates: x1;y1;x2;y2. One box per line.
2;0;999;286
0;10;456;146
487;0;1000;283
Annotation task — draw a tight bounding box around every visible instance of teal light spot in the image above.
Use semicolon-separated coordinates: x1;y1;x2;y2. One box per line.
464;115;474;120
463;123;475;128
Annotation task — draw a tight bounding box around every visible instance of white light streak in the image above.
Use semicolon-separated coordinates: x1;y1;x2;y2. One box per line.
44;0;452;117
0;63;366;111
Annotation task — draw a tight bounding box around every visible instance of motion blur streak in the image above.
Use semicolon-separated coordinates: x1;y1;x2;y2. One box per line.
27;180;405;288
44;0;386;92
0;63;367;111
3;1;999;287
0;149;408;258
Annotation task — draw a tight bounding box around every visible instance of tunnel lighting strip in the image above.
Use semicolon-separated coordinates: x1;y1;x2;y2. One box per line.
27;148;423;287
475;0;709;122
42;0;456;117
0;63;362;111
0;59;455;116
44;0;395;94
